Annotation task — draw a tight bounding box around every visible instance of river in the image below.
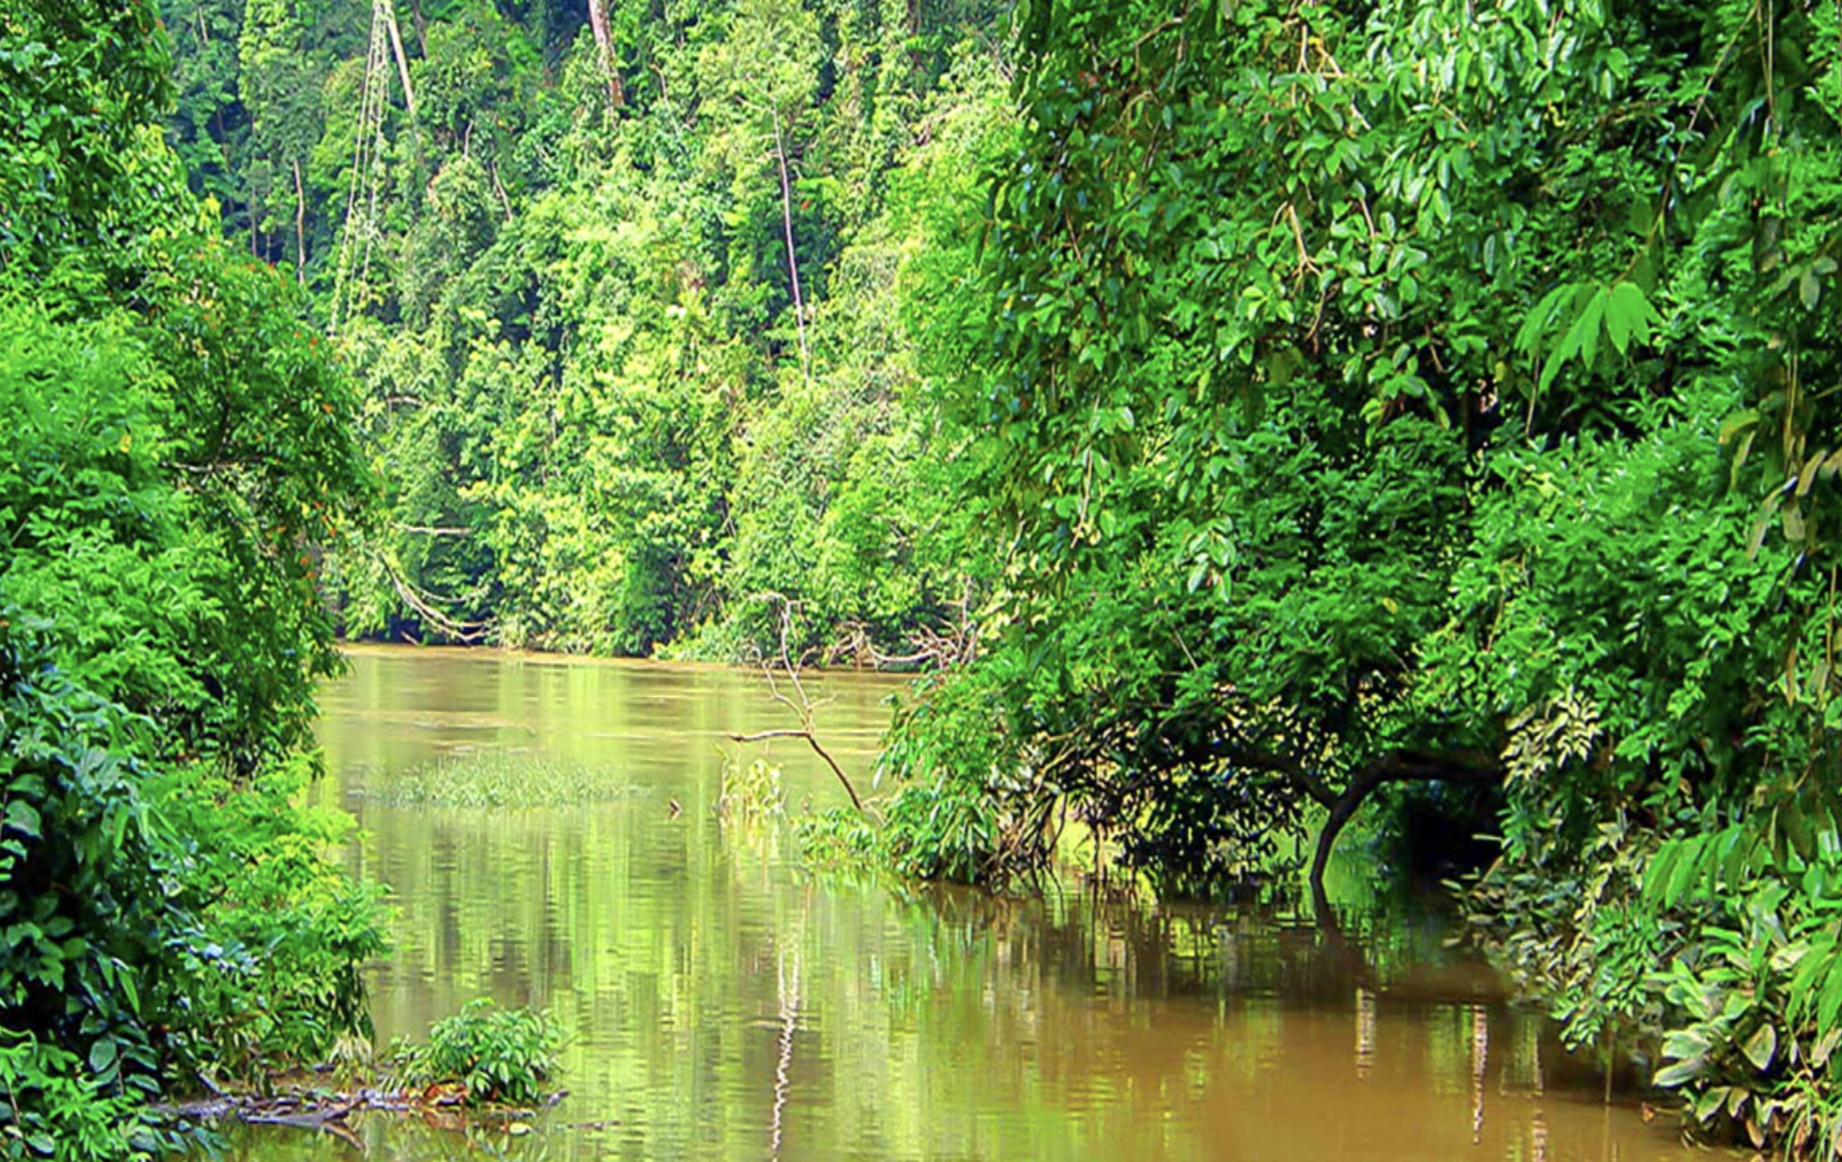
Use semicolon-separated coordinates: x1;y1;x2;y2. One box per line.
225;645;1702;1161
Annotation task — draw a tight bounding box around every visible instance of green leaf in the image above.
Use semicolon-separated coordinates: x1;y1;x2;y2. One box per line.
117;963;140;1017
1652;1058;1705;1089
3;800;41;841
1661;1028;1711;1058
1784;498;1806;543
1732;428;1759;490
1645;838;1681;903
1516;282;1574;355
1537;286;1603;395
1742;1023;1777;1072
1718;409;1760;445
1819;956;1842;1036
1749;490;1785;558
1797;453;1824;498
89;1035;118;1075
1576;289;1607;368
1667;835;1707;904
1605;281;1660;353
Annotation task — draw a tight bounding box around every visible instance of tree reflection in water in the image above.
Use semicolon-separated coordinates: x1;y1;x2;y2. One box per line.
221;648;1702;1162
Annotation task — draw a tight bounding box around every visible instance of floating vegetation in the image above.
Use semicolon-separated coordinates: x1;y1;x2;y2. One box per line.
363;752;643;808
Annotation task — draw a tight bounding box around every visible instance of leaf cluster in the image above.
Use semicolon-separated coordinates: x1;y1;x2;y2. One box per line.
396;999;562;1107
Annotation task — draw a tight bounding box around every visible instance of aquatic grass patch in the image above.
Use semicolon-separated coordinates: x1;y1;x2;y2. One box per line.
363;752;643;808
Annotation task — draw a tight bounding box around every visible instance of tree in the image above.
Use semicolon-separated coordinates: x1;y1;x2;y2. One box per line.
698;0;826;383
888;0;1842;893
2;2;385;1153
238;0;328;275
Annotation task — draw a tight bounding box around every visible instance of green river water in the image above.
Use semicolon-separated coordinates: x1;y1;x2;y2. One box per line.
224;645;1706;1162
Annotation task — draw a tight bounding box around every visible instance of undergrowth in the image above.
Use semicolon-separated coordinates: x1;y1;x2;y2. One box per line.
395;1000;562;1107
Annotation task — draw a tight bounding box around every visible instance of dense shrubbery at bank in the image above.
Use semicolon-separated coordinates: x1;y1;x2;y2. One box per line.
867;0;1842;1153
2;2;385;1156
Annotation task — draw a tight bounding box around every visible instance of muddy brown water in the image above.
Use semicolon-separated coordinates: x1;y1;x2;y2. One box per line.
221;645;1705;1161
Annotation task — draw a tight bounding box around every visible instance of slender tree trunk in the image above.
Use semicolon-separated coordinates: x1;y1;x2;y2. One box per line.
1309;770;1381;894
291;157;307;286
490;159;513;220
586;0;622;111
772;110;810;386
382;0;418;124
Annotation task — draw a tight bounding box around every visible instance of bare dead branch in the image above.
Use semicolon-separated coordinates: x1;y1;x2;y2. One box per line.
727;729;863;813
731;593;865;813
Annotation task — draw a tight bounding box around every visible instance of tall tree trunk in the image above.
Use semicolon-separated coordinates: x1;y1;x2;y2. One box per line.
291;157;307;286
586;0;623;111
381;0;418;124
772;110;810;386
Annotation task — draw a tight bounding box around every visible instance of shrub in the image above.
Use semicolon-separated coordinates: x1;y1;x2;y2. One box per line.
0;1036;165;1162
719;758;787;820
398;1000;562;1107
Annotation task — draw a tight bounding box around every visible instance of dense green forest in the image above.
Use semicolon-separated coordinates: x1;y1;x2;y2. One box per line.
2;0;386;1154
162;0;1005;659
7;0;1842;1156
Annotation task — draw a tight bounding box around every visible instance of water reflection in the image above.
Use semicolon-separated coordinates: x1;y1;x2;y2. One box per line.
223;647;1701;1162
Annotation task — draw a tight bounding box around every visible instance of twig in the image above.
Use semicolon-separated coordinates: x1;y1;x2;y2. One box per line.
730;594;866;812
728;729;863;812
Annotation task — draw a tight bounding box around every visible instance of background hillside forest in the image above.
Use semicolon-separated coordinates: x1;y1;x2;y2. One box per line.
164;0;1009;659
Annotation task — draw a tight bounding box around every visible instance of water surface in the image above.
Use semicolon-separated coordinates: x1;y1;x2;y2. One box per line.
234;646;1700;1161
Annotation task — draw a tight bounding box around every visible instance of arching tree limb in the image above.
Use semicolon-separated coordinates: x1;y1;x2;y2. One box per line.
728;728;863;812
1303;753;1504;893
